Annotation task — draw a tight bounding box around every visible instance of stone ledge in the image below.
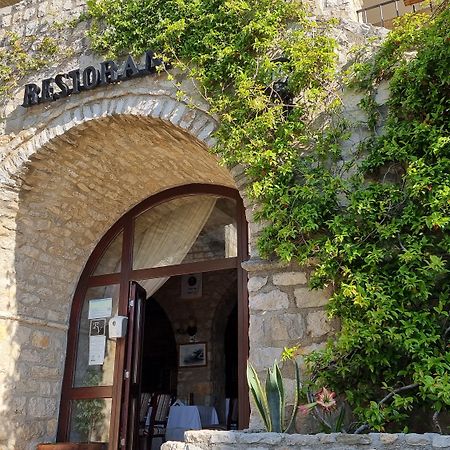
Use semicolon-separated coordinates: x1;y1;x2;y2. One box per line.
161;431;450;450
241;257;288;273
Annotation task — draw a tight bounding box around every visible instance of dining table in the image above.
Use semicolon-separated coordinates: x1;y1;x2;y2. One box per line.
165;405;219;441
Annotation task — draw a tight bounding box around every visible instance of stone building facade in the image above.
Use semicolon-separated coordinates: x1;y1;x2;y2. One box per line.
0;0;397;449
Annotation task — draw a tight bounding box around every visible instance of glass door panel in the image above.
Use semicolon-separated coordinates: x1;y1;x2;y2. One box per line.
74;285;120;387
133;196;237;269
69;398;112;443
120;282;147;450
93;230;123;275
183;197;238;262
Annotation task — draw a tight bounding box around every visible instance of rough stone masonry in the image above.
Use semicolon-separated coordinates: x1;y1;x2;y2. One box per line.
162;430;450;450
0;0;397;448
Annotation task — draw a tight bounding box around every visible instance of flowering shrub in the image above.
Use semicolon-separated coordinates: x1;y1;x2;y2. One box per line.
305;10;450;431
299;386;347;433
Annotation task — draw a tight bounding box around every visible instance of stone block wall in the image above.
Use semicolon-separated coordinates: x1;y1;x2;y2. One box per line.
0;0;393;447
162;430;450;450
0;0;85;38
244;260;336;368
0;0;89;133
242;259;336;430
0;318;66;448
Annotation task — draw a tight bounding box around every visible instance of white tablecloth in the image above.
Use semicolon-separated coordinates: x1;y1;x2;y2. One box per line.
166;405;219;441
196;405;219;427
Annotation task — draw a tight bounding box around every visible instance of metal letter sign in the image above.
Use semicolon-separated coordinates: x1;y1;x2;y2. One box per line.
22;50;167;108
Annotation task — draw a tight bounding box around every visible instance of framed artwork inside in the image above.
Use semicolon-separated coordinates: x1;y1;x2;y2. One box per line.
178;342;207;368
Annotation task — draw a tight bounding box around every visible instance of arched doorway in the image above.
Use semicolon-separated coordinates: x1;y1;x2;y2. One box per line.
57;184;249;449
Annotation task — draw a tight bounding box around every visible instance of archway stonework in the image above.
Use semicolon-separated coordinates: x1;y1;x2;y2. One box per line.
0;38;332;450
0;74;252;447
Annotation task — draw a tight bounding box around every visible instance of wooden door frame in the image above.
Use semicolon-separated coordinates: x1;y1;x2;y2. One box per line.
58;184;249;448
120;282;147;449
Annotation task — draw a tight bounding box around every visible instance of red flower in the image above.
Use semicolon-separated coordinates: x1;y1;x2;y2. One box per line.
315;387;337;411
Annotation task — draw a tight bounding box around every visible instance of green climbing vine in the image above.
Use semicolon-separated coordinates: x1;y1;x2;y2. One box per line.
86;0;342;257
58;0;450;432
0;32;61;98
0;0;445;434
305;10;450;431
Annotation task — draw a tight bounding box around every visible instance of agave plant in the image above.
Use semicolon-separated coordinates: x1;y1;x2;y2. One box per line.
247;359;301;433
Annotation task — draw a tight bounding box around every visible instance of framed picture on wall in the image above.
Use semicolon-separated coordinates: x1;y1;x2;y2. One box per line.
178;342;207;368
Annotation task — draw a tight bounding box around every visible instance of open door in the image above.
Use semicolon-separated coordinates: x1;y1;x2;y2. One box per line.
59;185;249;448
119;282;147;449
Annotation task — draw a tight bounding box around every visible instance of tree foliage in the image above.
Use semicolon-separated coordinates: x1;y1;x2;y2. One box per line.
86;0;450;431
306;11;450;430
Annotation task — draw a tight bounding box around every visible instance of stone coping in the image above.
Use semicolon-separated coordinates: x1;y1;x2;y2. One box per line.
161;430;450;449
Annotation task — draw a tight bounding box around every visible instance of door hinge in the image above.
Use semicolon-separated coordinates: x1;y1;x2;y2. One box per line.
124;370;130;379
129;298;134;308
120;437;126;447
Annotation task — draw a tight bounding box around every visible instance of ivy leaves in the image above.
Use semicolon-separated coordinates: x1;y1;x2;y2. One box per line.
0;33;61;98
307;10;450;430
86;0;449;431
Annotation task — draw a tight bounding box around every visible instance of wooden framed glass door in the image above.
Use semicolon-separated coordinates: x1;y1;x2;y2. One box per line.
120;282;146;449
58;184;249;449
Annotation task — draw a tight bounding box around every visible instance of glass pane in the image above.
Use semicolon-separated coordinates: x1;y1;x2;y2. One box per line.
93;230;123;275
133;196;237;270
74;285;119;387
69;398;112;443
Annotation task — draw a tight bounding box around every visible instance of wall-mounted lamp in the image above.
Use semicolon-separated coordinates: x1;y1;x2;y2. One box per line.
175;315;198;342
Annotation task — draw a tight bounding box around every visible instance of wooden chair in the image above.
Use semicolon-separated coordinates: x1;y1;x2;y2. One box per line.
139;392;152;427
204;398;238;431
226;398;238;430
142;393;173;448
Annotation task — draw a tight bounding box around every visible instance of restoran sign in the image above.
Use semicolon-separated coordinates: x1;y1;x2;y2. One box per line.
22;50;166;108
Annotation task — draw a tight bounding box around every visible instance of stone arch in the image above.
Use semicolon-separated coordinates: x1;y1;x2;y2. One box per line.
16;116;237;311
2;85;253;309
1;90;218;183
0;89;252;448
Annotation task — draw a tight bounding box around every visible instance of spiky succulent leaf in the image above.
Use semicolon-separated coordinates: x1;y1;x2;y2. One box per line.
247;363;271;431
284;359;302;432
274;361;285;429
334;405;346;432
266;363;282;432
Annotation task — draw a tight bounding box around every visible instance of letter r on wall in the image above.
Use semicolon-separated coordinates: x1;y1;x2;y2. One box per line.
22;83;41;107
